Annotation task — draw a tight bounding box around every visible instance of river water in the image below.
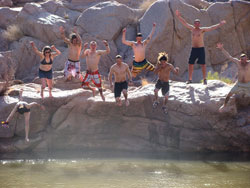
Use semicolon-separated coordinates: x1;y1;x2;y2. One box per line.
0;151;250;188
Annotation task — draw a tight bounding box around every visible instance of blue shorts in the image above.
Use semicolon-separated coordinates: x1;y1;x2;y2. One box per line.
39;69;52;79
188;47;205;65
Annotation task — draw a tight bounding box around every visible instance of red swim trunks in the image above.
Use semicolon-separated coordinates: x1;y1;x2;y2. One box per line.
82;70;102;89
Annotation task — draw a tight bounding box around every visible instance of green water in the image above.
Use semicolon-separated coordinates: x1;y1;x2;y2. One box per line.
0;152;250;188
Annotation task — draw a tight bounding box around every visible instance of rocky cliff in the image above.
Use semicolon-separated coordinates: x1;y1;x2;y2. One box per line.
0;0;250;153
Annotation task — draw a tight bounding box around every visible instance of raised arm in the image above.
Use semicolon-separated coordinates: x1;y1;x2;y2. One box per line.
175;10;194;30
50;45;61;59
30;41;43;59
216;43;240;64
154;63;161;74
97;40;110;56
73;27;82;46
80;42;89;59
143;23;156;45
59;26;71;45
122;28;134;47
202;20;226;32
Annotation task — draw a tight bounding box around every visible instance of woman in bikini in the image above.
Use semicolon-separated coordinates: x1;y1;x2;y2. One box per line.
30;41;61;98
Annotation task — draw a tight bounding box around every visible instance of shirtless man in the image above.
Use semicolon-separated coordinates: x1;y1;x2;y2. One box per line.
1;89;45;142
216;43;250;112
153;52;179;114
81;40;110;101
122;23;156;78
109;55;132;106
59;26;83;81
175;10;226;85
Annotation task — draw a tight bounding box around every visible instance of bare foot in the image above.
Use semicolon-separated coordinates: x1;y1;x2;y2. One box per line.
92;88;96;97
125;100;130;107
219;104;226;113
101;94;105;101
25;138;30;142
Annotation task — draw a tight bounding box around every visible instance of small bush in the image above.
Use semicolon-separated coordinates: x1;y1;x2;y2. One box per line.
139;0;158;11
2;25;24;42
203;71;234;85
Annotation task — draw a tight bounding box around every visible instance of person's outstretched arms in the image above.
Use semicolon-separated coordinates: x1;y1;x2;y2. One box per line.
122;28;134;47
216;43;239;64
97;40;110;56
51;45;61;59
59;26;71;45
144;23;156;45
30;41;43;59
175;10;194;30
5;104;18;124
202;20;226;32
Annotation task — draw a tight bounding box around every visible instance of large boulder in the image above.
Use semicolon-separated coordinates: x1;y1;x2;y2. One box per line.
0;0;13;7
76;1;143;40
0;7;19;29
16;3;66;44
0;51;16;81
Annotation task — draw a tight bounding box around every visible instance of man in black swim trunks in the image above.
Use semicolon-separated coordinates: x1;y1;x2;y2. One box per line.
175;10;226;84
153;52;179;114
109;55;132;106
2;89;45;142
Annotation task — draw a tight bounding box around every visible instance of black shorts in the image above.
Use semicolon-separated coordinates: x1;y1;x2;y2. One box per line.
114;81;128;98
155;80;169;96
188;47;205;65
39;69;53;79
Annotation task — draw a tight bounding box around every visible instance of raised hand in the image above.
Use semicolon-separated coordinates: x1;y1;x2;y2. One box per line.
153;22;156;27
175;10;180;17
103;40;108;46
51;45;56;51
59;26;65;34
175;67;180;74
122;28;126;33
220;20;226;25
216;43;224;49
73;26;77;33
84;42;88;49
30;41;35;47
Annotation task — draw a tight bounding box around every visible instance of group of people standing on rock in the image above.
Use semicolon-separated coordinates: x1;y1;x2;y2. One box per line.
1;10;250;142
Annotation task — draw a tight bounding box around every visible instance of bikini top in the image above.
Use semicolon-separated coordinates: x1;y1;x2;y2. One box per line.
40;58;53;65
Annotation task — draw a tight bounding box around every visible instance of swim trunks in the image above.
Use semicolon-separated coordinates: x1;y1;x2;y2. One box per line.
132;59;155;75
64;59;81;78
114;81;128;98
155;80;169;96
82;70;102;89
188;47;205;65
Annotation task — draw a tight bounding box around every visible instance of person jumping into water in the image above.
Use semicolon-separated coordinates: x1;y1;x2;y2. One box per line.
109;55;132;106
60;26;83;81
175;10;226;85
216;43;250;112
122;23;156;78
81;40;110;101
30;41;61;98
1;89;45;142
153;52;179;114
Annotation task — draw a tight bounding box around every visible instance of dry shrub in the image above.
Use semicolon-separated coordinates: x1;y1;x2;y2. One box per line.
2;24;24;42
139;0;158;11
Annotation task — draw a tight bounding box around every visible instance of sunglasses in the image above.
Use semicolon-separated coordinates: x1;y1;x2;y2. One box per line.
45;51;51;54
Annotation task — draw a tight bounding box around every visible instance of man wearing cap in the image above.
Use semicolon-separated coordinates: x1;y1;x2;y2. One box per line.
109;55;132;106
216;43;250;112
175;10;226;85
122;23;156;78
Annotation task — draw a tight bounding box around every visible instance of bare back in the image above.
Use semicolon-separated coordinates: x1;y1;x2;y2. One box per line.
132;43;147;62
85;50;101;72
191;28;205;48
68;43;81;61
238;61;250;83
111;63;129;82
157;63;173;82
